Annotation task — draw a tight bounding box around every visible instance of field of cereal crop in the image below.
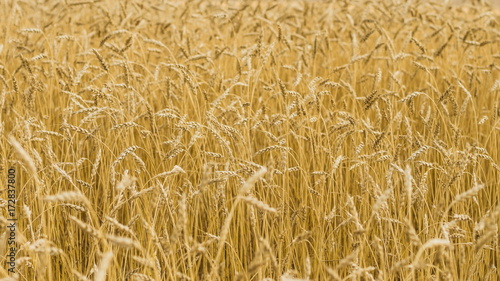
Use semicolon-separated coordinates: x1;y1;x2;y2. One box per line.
1;0;499;280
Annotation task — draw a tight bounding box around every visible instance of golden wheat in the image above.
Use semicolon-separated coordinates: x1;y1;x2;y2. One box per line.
1;0;499;280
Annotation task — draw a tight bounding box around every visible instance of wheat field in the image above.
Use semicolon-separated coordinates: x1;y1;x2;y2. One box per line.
0;0;499;280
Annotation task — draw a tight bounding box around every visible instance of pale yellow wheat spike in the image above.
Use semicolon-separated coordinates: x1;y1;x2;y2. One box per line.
7;136;37;174
94;251;113;281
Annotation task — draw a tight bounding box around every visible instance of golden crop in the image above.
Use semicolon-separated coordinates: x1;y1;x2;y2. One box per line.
0;0;499;280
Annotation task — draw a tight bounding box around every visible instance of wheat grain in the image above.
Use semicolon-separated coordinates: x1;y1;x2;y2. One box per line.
46;191;86;203
240;195;277;213
94;252;113;281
